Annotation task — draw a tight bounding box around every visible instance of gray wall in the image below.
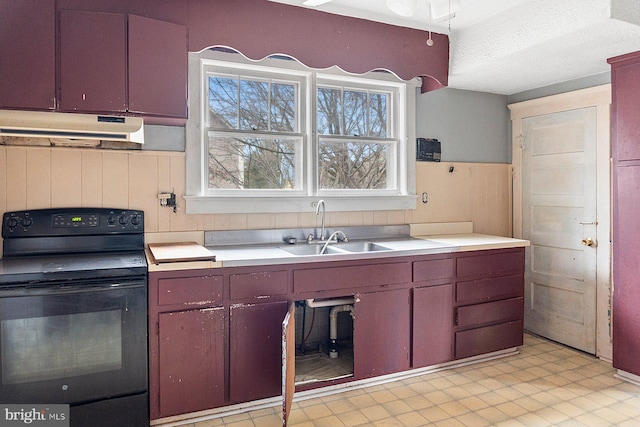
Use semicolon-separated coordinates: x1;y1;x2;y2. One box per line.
416;87;510;163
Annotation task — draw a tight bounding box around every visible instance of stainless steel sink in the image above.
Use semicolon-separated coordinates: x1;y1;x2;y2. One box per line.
279;240;393;255
332;241;393;252
279;244;345;255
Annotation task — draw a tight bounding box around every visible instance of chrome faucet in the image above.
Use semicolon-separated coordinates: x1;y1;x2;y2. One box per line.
315;199;326;241
320;230;349;254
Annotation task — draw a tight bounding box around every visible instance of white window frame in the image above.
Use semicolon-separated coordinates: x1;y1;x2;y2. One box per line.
185;50;417;214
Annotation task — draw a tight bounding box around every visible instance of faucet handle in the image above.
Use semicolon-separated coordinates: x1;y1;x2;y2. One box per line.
307;233;315;243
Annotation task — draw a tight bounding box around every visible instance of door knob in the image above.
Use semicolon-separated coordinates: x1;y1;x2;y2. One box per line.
581;238;596;247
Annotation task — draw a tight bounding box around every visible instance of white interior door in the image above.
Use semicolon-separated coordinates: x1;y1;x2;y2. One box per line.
522;107;597;354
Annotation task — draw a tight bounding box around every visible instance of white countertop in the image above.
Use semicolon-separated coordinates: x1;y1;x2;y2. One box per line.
414;233;530;252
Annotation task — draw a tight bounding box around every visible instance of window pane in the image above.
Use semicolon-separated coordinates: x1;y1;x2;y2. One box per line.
317;87;342;135
239;79;269;131
208;134;297;190
369;92;388;137
344;90;367;137
319;139;388;190
270;82;296;132
208;76;238;129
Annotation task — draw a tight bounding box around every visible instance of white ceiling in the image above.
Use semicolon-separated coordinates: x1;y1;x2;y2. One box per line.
269;0;640;95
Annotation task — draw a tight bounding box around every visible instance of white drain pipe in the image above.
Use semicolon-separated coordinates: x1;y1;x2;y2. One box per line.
329;304;355;359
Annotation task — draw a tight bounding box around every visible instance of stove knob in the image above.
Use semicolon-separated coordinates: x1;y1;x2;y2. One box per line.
7;217;18;229
108;215;116;225
118;214;129;225
131;214;141;226
21;217;33;227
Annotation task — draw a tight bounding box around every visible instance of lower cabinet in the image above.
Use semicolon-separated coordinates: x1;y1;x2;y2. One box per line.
149;270;225;420
453;249;525;359
354;288;411;378
412;284;454;367
158;308;225;416
229;300;289;403
149;248;525;420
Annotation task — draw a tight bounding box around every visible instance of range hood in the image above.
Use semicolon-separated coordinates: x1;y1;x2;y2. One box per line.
0;110;144;144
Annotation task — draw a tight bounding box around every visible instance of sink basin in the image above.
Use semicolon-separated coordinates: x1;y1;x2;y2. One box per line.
279;244;344;255
279;240;394;256
332;241;393;252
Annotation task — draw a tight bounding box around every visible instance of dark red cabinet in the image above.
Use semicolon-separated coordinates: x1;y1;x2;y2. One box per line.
58;9;187;119
412;284;453;367
149;270;225;420
148;248;524;420
229;300;289;403
354;288;411;378
158;308;225;417
128;14;188;118
609;51;640;377
59;10;127;113
453;249;525;359
0;0;56;110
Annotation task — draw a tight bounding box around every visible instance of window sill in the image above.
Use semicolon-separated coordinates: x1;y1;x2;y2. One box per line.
184;195;417;214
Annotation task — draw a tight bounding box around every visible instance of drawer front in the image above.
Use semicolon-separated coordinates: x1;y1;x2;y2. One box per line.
456;274;523;303
229;270;288;299
456;297;523;328
413;258;454;282
294;262;411;294
456;250;524;278
158;275;223;306
455;320;523;359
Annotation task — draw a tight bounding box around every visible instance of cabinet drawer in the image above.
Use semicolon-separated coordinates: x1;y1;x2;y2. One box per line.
456;274;523;303
294;262;410;294
456;297;523;328
157;275;223;306
455;320;523;359
230;270;288;299
456;250;524;278
413;258;454;282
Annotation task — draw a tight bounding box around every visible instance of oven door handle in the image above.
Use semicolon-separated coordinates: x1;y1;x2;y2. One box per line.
0;280;146;297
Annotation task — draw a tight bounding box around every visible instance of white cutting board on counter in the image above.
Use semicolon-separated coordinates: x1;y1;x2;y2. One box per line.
147;242;216;263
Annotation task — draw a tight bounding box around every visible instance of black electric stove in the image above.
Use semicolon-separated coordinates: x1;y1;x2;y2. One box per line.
0;208;149;427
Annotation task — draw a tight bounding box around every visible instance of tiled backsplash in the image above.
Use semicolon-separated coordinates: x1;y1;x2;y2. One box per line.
0;146;511;252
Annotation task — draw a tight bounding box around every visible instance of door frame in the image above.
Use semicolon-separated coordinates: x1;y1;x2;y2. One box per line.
508;85;612;360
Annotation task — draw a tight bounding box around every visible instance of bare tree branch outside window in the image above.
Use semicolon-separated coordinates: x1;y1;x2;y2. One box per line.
206;69;396;193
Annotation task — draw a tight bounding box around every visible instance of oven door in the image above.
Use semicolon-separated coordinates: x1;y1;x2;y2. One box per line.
0;276;147;404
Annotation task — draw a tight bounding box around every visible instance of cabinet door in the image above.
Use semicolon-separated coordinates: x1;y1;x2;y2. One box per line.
354;288;410;379
0;0;55;110
158;307;225;417
59;10;127;113
612;57;640;161
229;300;289;403
413;284;453;367
128;15;188;118
613;165;640;374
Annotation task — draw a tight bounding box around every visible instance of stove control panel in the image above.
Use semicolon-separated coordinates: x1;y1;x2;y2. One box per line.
2;208;144;237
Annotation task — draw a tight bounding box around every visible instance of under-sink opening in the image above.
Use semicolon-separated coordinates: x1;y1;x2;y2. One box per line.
294;298;354;385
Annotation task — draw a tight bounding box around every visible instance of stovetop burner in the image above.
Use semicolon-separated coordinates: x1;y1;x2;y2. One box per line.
1;207;147;285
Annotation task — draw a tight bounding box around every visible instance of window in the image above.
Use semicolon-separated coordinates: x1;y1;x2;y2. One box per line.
185;51;417;214
205;70;303;193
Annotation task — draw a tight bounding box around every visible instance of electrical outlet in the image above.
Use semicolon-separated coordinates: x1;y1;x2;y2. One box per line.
158;192;177;211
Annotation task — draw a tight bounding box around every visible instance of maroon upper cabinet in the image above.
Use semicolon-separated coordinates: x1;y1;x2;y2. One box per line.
128;15;188;119
609;52;640;162
58;10;187;120
0;0;56;110
59;10;127;113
